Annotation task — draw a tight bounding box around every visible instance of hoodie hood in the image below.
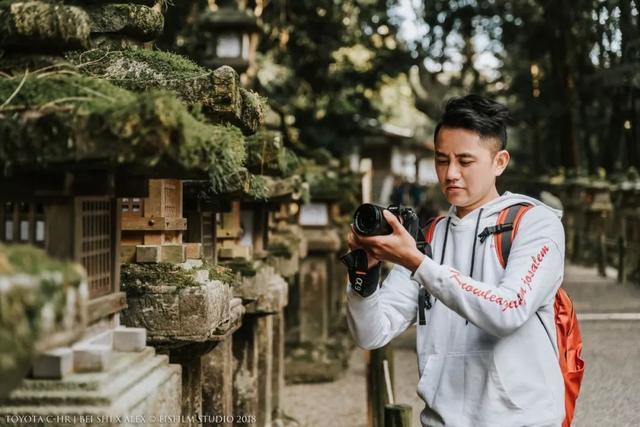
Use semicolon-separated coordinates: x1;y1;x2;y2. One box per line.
448;191;563;226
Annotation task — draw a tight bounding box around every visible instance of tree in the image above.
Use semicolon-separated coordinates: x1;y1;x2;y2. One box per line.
408;0;640;176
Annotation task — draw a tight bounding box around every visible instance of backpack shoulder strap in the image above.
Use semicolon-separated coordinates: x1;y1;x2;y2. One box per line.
423;215;446;244
418;215;446;325
494;203;534;268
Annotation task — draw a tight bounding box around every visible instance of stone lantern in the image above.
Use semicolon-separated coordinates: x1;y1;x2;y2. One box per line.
284;161;356;383
582;179;614;276
611;169;640;284
0;1;266;425
199;0;261;77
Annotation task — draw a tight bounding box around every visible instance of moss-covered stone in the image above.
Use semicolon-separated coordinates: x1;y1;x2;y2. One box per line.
240;89;265;135
120;262;203;297
207;264;235;285
246;130;299;176
0;2;91;50
266;242;294;259
67;48;214;103
208;66;264;135
84;3;163;42
219;257;259;278
0;243;86;398
64;51;264;134
66;0;157;5
0;73;249;194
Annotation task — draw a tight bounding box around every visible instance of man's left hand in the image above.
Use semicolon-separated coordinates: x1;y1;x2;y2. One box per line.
351;210;426;273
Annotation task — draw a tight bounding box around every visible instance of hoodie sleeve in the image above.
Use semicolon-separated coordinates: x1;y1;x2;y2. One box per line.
346;264;419;350
411;206;565;338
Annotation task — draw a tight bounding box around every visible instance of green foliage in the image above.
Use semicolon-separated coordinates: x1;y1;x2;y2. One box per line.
246;129;300;176
299;159;361;213
0;72;249;194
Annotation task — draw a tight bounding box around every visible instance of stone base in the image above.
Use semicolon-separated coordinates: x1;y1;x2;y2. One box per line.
284;333;353;384
0;347;181;426
236;267;288;315
121;281;231;347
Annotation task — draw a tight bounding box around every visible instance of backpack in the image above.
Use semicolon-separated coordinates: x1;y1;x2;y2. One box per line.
421;204;585;427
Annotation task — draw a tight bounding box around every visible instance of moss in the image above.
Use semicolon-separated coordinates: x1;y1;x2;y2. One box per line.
84;4;163;41
246;130;300;176
207;264;235;284
64;50;264;134
2;244;83;287
120;262;203;297
267;242;294;259
65;48;211;99
248;175;269;200
219;257;258;278
0;2;91;51
0;73;248;194
300;160;361;211
240;89;266;134
0;243;84;398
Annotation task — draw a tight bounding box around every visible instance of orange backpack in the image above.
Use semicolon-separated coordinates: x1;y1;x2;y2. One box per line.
423;204;585;426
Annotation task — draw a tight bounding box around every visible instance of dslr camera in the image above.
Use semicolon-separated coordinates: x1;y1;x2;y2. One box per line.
341;203;427;271
352;203;421;241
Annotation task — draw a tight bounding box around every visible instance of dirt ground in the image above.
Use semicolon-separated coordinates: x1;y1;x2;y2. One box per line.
282;327;423;427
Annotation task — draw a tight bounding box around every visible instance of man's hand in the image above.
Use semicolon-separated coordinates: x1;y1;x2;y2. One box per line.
347;228;380;270
351;210;425;273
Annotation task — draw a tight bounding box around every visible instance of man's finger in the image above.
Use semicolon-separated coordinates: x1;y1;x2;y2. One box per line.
383;210;404;234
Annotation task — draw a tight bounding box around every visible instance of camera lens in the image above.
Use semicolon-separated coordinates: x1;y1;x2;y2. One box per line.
353;203;391;236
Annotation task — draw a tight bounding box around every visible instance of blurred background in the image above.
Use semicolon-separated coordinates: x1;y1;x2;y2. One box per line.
0;1;639;427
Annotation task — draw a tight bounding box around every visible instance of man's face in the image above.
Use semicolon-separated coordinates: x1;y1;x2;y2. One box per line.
434;127;508;209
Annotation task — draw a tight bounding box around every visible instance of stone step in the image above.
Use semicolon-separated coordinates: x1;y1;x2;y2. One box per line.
1;347;169;405
0;353;181;425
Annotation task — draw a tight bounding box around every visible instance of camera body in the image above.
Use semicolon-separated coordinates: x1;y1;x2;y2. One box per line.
352;203;421;241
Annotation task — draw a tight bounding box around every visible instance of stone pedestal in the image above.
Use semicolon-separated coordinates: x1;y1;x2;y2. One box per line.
201;298;245;427
0;343;180;426
226;264;288;427
285;227;352;383
121;267;241;426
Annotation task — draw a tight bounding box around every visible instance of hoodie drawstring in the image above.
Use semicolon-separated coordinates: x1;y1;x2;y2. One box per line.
440;216;452;264
469;208;484;279
465;208;484;325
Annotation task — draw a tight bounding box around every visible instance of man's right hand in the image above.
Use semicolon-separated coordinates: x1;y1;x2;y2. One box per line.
347;227;380;270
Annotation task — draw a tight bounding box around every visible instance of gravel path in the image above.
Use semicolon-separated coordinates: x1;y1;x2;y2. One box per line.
282;328;423;427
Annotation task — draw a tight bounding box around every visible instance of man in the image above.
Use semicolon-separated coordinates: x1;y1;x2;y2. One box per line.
346;95;565;426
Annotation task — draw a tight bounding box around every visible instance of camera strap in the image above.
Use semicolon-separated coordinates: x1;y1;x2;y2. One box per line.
341;249;382;297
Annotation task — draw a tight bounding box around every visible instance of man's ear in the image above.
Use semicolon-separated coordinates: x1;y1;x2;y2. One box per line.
494;150;510;176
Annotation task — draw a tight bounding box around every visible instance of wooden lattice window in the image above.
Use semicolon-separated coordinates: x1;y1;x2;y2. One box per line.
121;197;143;217
0;201;46;247
78;198;113;299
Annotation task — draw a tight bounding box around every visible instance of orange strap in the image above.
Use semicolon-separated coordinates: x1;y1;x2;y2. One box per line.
424;216;446;244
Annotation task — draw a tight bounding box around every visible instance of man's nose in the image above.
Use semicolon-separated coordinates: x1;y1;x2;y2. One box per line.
446;164;461;181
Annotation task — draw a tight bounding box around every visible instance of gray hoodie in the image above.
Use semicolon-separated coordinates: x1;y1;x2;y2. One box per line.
346;192;565;426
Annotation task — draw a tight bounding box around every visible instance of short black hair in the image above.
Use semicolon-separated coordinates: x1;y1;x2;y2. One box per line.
434;94;512;151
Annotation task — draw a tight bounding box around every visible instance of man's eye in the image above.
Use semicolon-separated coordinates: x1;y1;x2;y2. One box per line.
460;161;473;166
436;159;448;165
